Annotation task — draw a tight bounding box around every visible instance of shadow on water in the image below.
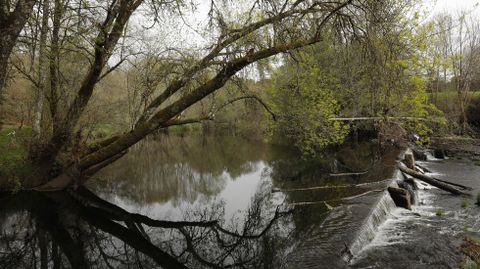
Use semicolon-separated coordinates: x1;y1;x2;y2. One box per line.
0;134;402;268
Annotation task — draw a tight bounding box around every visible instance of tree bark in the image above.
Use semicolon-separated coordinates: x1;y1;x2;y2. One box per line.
0;0;37;97
42;0;142;163
31;0;49;153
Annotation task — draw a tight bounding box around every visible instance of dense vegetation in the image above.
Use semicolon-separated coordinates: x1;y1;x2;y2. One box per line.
1;0;480;189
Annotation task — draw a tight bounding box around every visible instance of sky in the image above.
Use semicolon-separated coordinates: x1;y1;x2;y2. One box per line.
428;0;480;14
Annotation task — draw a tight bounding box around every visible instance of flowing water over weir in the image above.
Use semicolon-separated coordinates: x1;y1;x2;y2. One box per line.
283;172;402;269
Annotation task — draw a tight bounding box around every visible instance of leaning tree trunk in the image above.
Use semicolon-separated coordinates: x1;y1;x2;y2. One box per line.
0;0;37;98
32;0;356;191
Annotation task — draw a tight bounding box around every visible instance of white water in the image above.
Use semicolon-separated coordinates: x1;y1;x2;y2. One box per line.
348;190;397;257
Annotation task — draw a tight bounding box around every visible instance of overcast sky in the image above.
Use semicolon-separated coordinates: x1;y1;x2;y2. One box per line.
428;0;480;14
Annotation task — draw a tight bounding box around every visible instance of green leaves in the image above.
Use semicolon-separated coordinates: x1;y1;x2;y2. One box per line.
268;44;349;156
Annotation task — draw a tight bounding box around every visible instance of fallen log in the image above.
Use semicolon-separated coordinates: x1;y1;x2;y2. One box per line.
415;164;431;173
398;162;470;196
413;165;472;190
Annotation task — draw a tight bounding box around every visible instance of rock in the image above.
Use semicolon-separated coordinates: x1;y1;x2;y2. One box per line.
404;177;418;190
409;143;428;161
404;149;415;170
388;187;412;210
434;149;446;159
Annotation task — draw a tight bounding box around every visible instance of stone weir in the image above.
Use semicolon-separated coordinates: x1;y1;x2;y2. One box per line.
282;151;409;269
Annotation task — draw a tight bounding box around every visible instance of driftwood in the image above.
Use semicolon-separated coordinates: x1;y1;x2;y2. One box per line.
413;165;472;190
430;176;473;191
398;162;470;196
288;189;385;206
272;179;390;193
415;164;431;173
329;171;368;177
329;117;428;121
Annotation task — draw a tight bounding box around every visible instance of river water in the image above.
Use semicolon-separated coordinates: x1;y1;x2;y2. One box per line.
0;134;478;268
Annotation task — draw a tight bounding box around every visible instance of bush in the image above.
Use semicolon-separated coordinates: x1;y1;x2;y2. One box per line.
467;96;480;128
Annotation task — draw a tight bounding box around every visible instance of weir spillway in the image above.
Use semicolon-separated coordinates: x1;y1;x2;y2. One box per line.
282;162;405;268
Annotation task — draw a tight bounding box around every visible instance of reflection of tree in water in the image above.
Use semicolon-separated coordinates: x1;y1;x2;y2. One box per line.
268;142;398;190
0;186;291;269
92;134;268;205
266;142;401;239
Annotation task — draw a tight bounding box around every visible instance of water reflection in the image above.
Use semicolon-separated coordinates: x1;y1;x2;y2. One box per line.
92;134;398;219
92;135;269;208
0;134;401;268
0;186;292;269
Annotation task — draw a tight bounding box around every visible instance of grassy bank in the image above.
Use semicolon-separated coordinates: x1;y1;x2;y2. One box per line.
0;128;31;190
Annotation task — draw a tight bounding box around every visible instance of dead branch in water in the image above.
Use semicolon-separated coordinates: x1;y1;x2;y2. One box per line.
398;162;470;196
329;171;369;177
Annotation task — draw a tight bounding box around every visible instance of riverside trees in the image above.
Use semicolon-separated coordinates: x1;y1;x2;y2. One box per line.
1;0;373;189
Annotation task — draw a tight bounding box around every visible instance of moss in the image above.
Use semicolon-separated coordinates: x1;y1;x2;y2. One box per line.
462;261;480;269
462;199;469;209
470;237;480;245
436;208;445;216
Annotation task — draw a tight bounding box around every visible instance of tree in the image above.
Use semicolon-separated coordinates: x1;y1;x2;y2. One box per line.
268;39;350;156
0;0;37;99
3;0;365;190
266;0;444;152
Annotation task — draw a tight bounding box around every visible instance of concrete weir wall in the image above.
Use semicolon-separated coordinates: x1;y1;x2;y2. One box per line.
282;162;406;269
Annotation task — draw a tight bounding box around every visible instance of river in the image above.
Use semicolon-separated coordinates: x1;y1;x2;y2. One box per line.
0;133;478;268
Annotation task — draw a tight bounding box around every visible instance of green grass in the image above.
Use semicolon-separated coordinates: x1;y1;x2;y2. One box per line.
0;127;32;190
429;90;480;115
89;123;117;139
462;199;469;209
470;237;480;245
428;90;480;100
436;208;445;216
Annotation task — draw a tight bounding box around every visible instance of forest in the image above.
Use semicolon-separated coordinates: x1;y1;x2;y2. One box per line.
1;0;480;268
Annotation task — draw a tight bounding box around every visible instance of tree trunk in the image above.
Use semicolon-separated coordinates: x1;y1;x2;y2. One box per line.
49;0;62;130
31;0;355;190
398;162;470;196
31;0;50;154
0;0;37;98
